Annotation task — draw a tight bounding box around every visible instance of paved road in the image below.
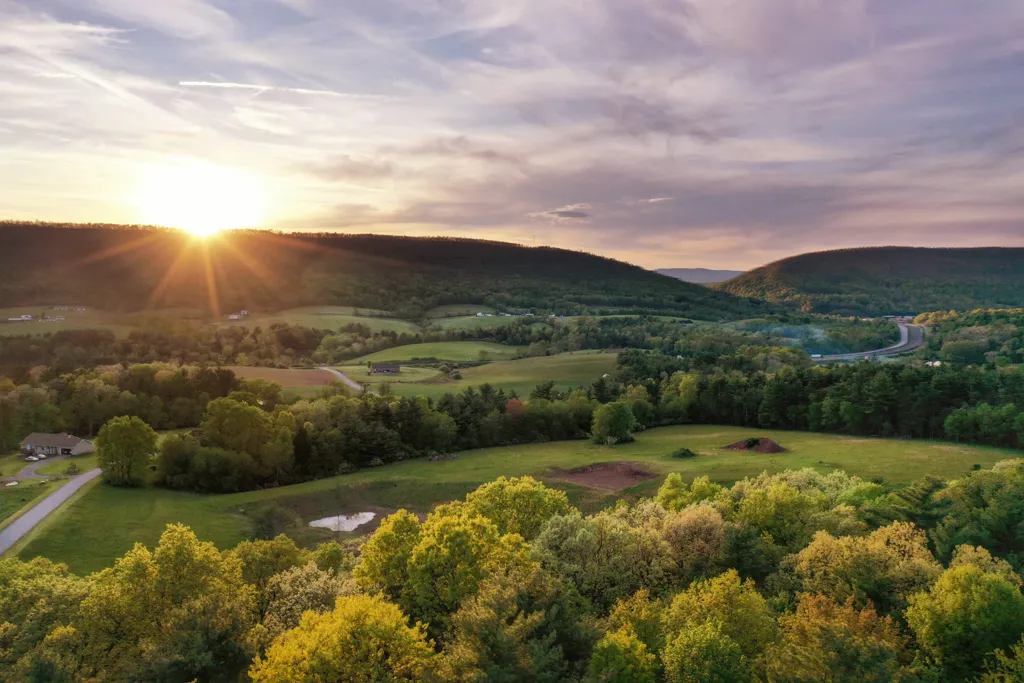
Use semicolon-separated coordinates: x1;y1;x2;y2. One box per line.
814;324;925;363
319;367;368;393
0;468;102;555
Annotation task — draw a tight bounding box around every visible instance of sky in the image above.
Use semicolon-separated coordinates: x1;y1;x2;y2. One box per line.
1;0;1023;269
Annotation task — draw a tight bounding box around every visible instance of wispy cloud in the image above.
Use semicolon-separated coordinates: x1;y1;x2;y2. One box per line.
2;0;1023;267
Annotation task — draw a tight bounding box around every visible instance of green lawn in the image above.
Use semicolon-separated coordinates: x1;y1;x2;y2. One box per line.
384;351;618;398
424;305;495;318
15;425;1019;575
431;315;539;331
35;454;99;476
338;365;443;389
0;306;135;337
0;452;27;478
218;306;417;334
351;342;521;363
0;480;65;530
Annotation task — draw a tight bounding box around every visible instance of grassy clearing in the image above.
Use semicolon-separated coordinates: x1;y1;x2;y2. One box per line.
338;366;442;389
351;342;521;363
35;454;100;477
431;315;537;331
19;424;1019;575
384;351;618;399
0;452;27;478
0;480;65;530
218;306;417;334
227;366;337;389
0;306;135;337
424;305;495;318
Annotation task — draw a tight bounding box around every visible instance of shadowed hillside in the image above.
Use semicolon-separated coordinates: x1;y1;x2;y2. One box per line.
0;223;770;319
718;247;1024;315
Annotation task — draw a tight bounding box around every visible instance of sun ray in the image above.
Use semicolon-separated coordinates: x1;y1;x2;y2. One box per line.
200;240;221;316
145;239;197;310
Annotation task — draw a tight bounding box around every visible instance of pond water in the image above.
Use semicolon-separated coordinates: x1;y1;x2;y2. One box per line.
309;512;376;532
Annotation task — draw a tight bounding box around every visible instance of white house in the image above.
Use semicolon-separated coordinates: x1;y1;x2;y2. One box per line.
20;433;95;458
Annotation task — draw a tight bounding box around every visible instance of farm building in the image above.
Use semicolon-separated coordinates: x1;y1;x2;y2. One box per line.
369;362;401;375
7;315;32;322
20;433;95;458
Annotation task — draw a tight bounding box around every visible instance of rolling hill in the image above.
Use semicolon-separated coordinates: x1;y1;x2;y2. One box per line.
719;247;1024;315
0;223;772;320
656;267;744;283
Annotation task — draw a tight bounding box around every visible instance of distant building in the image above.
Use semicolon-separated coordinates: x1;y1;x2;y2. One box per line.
7;315;32;322
228;314;241;320
20;433;95;458
240;310;250;317
369;362;401;375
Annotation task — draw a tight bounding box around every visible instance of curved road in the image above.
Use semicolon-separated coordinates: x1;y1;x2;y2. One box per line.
319;367;369;394
813;324;924;363
0;468;102;555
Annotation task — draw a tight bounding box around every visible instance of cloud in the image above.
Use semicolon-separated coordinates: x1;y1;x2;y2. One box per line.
3;0;1024;268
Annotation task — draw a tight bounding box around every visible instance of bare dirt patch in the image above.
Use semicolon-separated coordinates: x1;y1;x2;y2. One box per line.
725;438;787;454
548;462;658;490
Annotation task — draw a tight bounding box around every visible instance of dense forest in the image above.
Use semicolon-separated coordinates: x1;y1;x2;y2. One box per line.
917;309;1024;367
6;466;1024;681
719;247;1024;316
0;222;772;320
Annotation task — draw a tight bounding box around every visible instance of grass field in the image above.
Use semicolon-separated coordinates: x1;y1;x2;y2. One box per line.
382;352;618;398
0;452;27;478
0;306;136;337
227;366;340;398
338;365;442;389
218;306;417;334
16;424;1019;575
431;315;536;331
424;305;495;318
351;342;521;363
35;454;100;476
0;480;65;530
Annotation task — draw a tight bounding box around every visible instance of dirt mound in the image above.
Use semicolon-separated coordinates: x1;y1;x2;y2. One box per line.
549;462;657;490
725;438;786;454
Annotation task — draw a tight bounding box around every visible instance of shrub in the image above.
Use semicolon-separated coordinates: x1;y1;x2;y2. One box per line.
671;447;698;459
63;462;81;475
744;438;760;449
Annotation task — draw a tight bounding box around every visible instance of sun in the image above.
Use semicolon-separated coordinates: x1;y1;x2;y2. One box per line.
137;161;267;237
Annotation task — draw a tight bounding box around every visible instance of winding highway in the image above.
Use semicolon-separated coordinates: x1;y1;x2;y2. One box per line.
813;324;925;363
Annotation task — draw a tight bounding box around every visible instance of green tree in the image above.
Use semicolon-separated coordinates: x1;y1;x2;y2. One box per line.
591;401;637;445
664;569;778;657
978;638;1024;683
251;561;350;651
906;564;1024;680
465;476;572;540
250;594;435;682
662;621;750;683
605;590;667;655
96;415;158;487
586;628;658;683
231;534;309;620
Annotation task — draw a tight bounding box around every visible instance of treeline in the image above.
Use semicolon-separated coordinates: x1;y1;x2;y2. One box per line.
917;308;1024;366
619;350;1024;445
0;364;253;452
0;222;772;319
7;467;1024;681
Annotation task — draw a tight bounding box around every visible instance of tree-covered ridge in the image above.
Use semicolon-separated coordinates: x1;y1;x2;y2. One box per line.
718;247;1024;316
0;222;771;320
7;468;1024;681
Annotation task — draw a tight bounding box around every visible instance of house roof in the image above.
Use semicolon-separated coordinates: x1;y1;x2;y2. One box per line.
20;433;90;448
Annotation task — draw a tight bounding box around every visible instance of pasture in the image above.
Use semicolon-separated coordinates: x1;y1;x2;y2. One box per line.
424;304;495;318
351;341;521;363
14;424;1019;575
226;366;340;397
218;306;418;334
0;306;135;337
386;351;618;398
430;315;536;331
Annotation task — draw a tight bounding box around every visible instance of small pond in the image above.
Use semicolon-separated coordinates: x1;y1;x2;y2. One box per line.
308;512;376;532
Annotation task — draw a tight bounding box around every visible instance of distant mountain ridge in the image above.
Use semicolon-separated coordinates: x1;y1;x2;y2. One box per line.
0;222;774;320
718;246;1024;316
656;268;745;284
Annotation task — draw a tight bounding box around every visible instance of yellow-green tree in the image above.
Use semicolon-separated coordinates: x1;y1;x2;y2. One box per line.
586;628;658;683
250;594;435;682
664;569;778;657
354;510;422;603
96;415;158;487
662;622;750;683
906;564;1024;680
763;594;905;682
465;476;571;540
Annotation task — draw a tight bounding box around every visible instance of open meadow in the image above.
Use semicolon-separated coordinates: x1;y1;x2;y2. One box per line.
226;366;340;398
0;306;136;337
11;424;1018;575
351;341;522;362
217;306;417;334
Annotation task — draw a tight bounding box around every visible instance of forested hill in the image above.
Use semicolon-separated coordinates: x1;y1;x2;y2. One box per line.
718;246;1024;316
0;223;770;319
